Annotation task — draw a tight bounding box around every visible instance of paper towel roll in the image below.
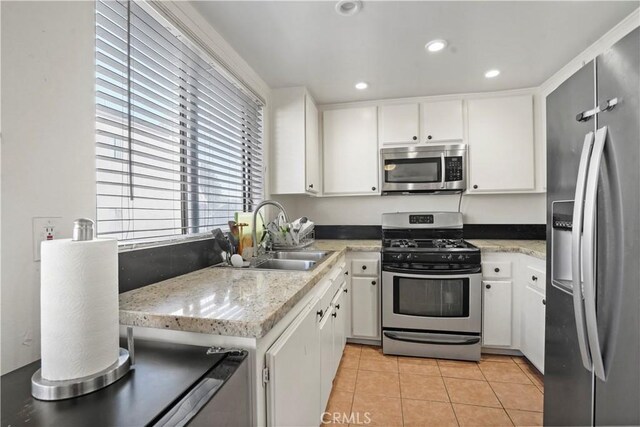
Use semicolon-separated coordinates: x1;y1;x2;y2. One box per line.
40;238;119;381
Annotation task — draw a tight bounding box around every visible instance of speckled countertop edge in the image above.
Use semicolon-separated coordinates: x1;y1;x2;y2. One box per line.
468;239;546;260
119;241;381;339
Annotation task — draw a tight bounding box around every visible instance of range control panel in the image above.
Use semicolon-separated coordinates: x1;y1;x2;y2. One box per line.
409;214;434;224
445;156;464;182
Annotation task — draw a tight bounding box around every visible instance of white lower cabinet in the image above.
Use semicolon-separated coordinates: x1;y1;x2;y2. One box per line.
265;260;350;426
319;307;334;414
331;281;348;376
265;299;321;427
351;276;379;339
521;285;546;372
482;281;513;346
481;253;546;372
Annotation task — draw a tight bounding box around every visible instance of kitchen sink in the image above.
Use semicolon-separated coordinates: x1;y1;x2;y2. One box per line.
271;251;330;261
250;250;333;271
253;259;317;271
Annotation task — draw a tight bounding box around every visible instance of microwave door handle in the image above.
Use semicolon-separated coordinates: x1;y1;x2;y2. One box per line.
440;153;446;188
583;126;608;381
571;131;594;371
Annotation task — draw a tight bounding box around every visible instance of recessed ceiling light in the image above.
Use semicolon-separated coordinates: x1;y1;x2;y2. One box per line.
355;82;368;90
335;0;362;16
485;69;501;78
425;39;447;53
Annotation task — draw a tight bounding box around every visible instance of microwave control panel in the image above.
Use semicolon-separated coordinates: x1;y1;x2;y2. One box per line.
445;156;464;181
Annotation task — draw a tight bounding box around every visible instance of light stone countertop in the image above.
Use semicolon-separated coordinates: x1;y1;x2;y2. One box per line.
468;239;546;260
118;239;544;338
119;240;380;338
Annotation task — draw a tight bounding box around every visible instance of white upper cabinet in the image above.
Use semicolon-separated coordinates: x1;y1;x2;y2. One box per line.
305;96;320;194
323;106;379;195
271;87;320;195
467;94;535;192
421;100;464;143
379;103;420;146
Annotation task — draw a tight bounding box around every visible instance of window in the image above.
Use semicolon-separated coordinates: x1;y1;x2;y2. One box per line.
95;0;264;243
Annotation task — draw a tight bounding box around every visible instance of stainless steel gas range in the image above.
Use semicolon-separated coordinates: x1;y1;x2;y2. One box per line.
381;212;482;361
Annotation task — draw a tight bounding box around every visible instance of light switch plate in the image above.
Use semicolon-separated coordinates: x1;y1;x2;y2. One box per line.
33;217;62;261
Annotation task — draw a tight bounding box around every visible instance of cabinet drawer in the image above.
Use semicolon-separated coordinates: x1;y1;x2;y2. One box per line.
527;266;546;292
482;261;512;279
352;259;379;276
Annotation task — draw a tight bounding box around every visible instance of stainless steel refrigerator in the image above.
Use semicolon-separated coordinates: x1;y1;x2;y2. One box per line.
545;27;639;426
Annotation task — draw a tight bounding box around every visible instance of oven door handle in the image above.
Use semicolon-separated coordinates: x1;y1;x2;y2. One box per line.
383;331;481;346
382;266;482;275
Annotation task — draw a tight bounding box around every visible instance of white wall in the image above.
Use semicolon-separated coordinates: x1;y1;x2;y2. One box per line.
276;193;546;225
1;1;97;374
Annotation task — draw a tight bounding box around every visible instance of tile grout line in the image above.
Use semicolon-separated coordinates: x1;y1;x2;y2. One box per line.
438;359;462;427
477;359;516;426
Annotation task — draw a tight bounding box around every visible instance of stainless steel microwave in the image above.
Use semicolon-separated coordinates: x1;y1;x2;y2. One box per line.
380;144;467;194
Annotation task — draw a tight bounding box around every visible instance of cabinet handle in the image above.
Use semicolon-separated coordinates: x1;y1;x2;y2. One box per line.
343;288;348;293
412;136;418;141
371;280;377;286
372;186;377;191
316;309;324;318
532;275;538;281
486;284;491;289
308;184;314;189
332;312;337;318
542;299;546;305
473;185;478;189
427;135;433;140
494;267;500;273
362;265;367;271
344;271;349;276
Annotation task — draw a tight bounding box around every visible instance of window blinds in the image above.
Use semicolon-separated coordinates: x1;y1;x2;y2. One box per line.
95;0;263;243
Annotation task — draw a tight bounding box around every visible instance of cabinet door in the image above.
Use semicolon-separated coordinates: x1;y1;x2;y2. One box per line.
331;283;347;376
379;103;419;146
421;100;463;143
323;106;379;195
305;95;320;194
270;87;307;194
351;276;379;339
319;310;334;412
522;286;545;372
467;95;535;192
266;300;321;427
482;281;512;346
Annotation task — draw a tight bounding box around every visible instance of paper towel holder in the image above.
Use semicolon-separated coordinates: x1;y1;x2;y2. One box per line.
31;327;135;401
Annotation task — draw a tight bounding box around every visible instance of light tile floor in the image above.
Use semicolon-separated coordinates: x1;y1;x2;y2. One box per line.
324;344;544;426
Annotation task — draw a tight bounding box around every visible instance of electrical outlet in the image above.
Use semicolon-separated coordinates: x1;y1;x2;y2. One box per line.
33;217;61;261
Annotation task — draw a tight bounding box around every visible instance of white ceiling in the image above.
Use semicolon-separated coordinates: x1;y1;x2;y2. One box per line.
190;1;638;104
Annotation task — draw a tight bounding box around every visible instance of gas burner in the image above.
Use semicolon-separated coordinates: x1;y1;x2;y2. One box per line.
433;239;465;249
389;239;418;248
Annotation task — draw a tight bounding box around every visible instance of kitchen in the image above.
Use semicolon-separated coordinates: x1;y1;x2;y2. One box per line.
1;1;639;426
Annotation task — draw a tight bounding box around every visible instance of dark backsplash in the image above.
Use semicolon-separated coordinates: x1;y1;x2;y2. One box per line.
314;224;545;240
120;225;545;293
118;238;223;294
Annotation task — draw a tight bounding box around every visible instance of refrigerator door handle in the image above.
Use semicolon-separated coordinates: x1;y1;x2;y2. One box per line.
571;131;595;371
583;126;608;381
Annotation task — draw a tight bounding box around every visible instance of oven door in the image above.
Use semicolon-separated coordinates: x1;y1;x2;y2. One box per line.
380;146;466;193
382;270;481;333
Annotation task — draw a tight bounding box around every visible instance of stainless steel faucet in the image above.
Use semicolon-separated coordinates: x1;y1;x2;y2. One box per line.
251;200;289;257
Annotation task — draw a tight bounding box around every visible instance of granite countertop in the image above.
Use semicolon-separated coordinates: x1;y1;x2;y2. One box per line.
119;240;380;338
118;239;544;339
468;239;546;260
